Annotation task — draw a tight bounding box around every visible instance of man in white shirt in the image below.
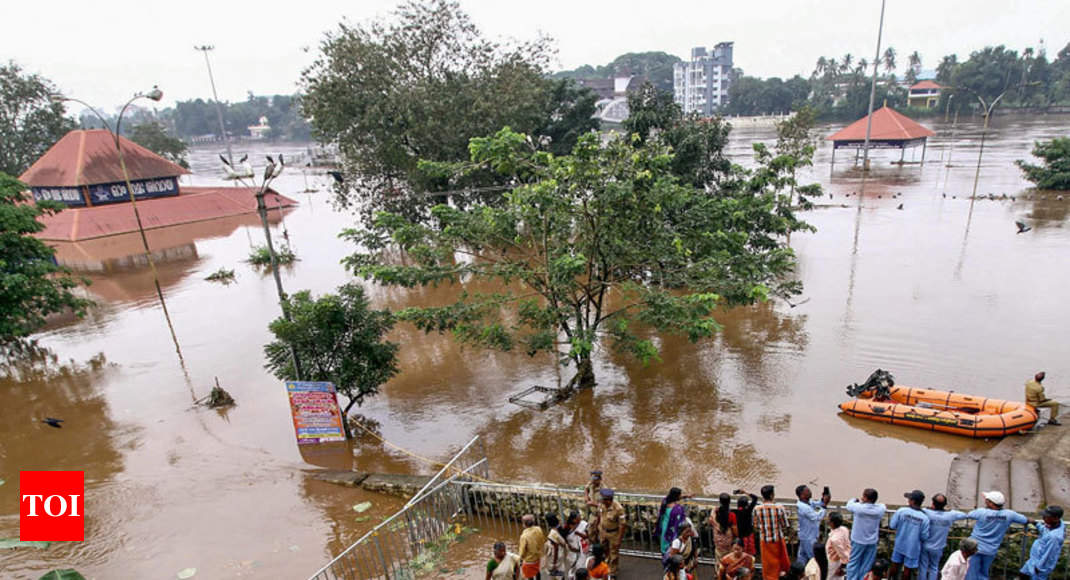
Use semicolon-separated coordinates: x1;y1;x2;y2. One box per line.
941;538;978;580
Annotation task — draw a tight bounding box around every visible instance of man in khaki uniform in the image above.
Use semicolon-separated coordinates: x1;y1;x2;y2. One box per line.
598;488;627;579
584;470;603;544
1026;371;1061;426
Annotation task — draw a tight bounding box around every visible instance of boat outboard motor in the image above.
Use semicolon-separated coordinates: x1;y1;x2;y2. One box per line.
845;369;895;399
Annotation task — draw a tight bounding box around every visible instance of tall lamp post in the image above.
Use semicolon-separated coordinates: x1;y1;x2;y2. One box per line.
53;88;184;355
236;158;303;380
194;45;234;165
954;83;1039;198
860;0;887;171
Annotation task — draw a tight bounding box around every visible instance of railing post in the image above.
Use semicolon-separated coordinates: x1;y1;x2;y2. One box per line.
372;535;389;580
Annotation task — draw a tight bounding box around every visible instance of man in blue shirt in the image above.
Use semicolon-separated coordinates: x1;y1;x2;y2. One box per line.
920;493;967;580
888;490;931;580
846;488;887;580
965;490;1029;580
795;484;830;565
1019;505;1065;580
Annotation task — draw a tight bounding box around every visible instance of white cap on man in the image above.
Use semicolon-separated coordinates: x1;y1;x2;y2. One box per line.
983;491;1005;506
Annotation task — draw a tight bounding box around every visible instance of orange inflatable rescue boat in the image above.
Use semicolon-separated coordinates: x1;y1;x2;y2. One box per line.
839;370;1038;438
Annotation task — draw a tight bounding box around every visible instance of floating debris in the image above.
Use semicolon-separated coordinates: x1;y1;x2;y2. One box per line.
199;377;236;408
205;268;236;284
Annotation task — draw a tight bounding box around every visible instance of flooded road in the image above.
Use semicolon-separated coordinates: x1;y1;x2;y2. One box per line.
2;114;1068;577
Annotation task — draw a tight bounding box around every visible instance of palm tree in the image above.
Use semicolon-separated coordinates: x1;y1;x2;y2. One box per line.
905;51;922;84
883;47;897;76
842;53;854;73
827;57;839;79
857;57;869;76
814;56;828;79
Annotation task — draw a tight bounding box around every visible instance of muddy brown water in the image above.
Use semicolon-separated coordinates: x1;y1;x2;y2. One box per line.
1;114;1068;578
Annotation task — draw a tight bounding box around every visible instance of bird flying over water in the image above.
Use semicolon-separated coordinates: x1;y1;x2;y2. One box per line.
1015;220;1032;234
41;418;64;428
239;154;248;164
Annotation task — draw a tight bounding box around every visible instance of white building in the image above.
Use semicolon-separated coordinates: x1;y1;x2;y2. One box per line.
673;42;734;116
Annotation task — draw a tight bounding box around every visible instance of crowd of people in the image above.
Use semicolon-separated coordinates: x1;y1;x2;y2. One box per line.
484;472;1067;580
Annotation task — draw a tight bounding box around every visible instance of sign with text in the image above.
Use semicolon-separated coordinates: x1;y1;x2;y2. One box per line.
286;381;346;445
86;176;180;205
20;470;84;541
32;186;86;207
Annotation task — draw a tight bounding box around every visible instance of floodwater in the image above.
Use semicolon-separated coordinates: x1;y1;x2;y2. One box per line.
2;113;1069;577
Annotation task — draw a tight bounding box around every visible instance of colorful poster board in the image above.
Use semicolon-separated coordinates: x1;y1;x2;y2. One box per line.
285;381;346;444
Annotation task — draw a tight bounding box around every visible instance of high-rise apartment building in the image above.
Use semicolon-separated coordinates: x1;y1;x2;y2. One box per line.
673;42;734;115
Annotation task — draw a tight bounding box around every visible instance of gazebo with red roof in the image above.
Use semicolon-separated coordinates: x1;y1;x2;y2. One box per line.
20;129;191;207
826;105;935;166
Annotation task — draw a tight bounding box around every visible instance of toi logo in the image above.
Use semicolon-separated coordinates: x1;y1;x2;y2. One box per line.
20;471;84;541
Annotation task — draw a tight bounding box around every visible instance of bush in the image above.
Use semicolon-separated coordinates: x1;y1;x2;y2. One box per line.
247;244;296;267
1016;138;1070;190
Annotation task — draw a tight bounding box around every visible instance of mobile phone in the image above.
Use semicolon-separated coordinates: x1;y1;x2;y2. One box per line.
823;486;830;495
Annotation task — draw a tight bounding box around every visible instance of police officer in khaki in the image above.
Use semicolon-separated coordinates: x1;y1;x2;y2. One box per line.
598;487;627;579
584;470;603;544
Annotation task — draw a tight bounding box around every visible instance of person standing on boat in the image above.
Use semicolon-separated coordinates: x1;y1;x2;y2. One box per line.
754;485;792;580
1018;505;1065;580
888;490;931;580
964;491;1028;580
796;485;830;566
919;493;967;580
845;489;887;580
1025;372;1061;426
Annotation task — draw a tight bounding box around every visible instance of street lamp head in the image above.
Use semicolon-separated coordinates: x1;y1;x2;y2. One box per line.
145;86;163;102
49;93;67;105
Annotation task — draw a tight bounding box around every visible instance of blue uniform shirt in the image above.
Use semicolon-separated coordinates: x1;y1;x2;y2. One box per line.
797;499;827;543
890;507;931;559
846;499;887;545
967;508;1028;555
1021;520;1066;579
922;508;967;551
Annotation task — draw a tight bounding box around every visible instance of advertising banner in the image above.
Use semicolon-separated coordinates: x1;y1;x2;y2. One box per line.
85;176;180;205
285;381;346;445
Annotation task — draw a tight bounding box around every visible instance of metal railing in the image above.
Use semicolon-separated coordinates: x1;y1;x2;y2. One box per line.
307;437;488;580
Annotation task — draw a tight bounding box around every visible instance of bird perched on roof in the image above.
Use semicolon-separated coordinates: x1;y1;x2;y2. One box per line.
897;203;903;210
1015;220;1032;234
41;418;64;428
272;154;284;178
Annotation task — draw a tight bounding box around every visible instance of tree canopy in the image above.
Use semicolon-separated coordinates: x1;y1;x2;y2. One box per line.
129;122;189;169
0;173;91;342
263;283;399;437
0;62;77;176
1016;138;1070;190
554;51;683;93
301;0;599;220
343;127;814;390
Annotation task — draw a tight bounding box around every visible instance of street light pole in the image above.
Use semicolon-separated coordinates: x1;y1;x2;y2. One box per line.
194;45;234;165
249;164;303;381
861;0;887;172
55;89;184;360
970;92;1006;199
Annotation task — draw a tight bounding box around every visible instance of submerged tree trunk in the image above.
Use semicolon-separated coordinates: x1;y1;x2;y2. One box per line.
562;357;596;395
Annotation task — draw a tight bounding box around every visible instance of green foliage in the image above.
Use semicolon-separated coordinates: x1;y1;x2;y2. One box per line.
38;570;85;580
247;244;296;267
623;83;732;189
128;122;189;168
344;128;813;388
726;76;811;116
156;93;310;141
554;51;682;93
0;62;77;176
1016;138;1070;190
205;267;236;284
775;106;820;206
300;0;597;220
263;283;399;429
0;173;91;342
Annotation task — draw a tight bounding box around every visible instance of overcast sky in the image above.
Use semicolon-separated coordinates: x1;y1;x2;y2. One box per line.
4;0;1067;112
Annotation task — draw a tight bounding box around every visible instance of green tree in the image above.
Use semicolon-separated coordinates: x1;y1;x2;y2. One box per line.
1016;138;1070;190
301;0;596;220
0;62;77;176
343;128;811;392
129;122;189;169
263;283;399;438
0;173;91;342
554;52;682;93
775;105;821;205
623;82;732;189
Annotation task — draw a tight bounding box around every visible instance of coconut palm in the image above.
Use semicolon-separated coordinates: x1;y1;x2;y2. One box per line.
814;56;828;79
857;57;869;76
883;47;897;75
842;53;854;73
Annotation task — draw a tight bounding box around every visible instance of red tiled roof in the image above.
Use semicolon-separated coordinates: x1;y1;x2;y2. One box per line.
35;186;297;241
19;129;191;188
909;80;943;90
826;106;935;142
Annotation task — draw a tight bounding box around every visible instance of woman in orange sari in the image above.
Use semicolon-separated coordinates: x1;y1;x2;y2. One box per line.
721;539;756;580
